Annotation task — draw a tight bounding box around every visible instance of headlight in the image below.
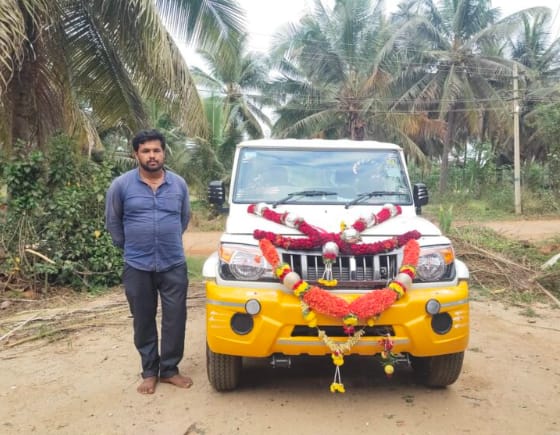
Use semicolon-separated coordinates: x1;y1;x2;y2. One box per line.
219;244;274;281
416;245;454;281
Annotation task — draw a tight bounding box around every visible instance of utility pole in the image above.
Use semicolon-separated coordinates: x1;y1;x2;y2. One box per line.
513;63;521;214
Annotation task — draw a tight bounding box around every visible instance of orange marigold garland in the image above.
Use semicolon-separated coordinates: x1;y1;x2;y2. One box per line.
258;238;280;267
303;287;350;318
259;238;421;392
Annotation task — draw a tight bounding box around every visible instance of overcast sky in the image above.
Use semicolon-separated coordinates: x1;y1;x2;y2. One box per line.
238;0;560;52
179;1;560;70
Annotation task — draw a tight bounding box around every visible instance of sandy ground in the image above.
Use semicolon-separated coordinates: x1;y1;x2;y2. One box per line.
470;218;560;242
1;221;560;435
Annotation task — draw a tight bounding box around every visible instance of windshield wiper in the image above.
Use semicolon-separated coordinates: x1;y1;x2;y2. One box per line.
344;191;407;209
272;190;337;208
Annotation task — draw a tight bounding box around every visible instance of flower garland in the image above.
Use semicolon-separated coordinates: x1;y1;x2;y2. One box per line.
248;202;421;286
248;202;406;252
259;237;420;392
379;335;397;377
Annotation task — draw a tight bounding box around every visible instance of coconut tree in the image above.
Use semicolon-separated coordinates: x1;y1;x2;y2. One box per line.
393;0;550;193
510;9;560;161
267;0;433;164
0;0;244;154
182;96;233;195
191;34;271;168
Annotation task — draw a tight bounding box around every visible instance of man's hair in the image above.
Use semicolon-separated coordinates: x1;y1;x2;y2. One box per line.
132;129;166;152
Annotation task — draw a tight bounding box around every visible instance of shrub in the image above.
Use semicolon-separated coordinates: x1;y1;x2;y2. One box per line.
1;135;123;292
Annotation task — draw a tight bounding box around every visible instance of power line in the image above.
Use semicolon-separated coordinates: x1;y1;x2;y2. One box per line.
196;87;560;106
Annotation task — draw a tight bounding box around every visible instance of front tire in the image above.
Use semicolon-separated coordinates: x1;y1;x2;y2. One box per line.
410;352;464;387
206;344;242;391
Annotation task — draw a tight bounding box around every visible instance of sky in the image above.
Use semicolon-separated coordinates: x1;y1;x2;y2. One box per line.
180;0;560;72
237;0;560;53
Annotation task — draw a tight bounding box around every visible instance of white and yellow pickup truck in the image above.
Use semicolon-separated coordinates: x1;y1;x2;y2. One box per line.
203;139;469;391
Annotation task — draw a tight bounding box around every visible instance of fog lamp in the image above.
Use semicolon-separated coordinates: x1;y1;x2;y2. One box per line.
245;299;261;315
425;299;441;315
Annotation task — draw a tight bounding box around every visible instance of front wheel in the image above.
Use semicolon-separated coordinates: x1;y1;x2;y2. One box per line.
206;344;242;391
410;352;464;387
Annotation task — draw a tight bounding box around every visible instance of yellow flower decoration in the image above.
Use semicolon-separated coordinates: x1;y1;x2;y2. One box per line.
329;382;346;393
303;310;315;321
303;310;317;327
400;265;416;275
331;353;344;366
94;230;101;239
388;281;405;298
317;277;338;287
294;281;309;297
343;314;358;326
274;264;290;279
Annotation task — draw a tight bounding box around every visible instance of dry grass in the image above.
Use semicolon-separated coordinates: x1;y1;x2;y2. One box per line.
189;208;226;232
450;226;560;307
0;283;206;353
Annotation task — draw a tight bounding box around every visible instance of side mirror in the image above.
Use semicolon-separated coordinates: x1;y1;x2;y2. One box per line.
208;180;226;206
413;183;429;214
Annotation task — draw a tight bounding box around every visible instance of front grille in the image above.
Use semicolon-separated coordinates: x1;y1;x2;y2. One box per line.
281;251;399;289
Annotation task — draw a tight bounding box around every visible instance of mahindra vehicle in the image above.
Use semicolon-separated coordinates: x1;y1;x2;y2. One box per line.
203;139;469;391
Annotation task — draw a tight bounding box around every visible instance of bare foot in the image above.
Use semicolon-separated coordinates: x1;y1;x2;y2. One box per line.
137;376;157;394
160;374;193;389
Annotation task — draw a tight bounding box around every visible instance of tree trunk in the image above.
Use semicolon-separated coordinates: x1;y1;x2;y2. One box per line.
349;112;365;141
9;7;41;150
439;112;454;195
10;61;40;149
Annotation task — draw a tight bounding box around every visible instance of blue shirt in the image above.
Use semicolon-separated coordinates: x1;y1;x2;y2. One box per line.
105;168;190;272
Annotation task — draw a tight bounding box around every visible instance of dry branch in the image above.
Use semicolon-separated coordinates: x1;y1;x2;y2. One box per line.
0;291;205;349
24;248;56;264
454;238;560;307
0;314;39;342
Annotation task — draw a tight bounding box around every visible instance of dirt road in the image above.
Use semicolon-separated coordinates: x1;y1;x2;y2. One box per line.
1;222;559;435
1;292;559;435
469;218;560;242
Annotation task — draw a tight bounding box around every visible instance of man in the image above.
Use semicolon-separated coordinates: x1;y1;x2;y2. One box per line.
105;129;192;394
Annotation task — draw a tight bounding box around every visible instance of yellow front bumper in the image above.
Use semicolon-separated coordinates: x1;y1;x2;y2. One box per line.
206;280;469;357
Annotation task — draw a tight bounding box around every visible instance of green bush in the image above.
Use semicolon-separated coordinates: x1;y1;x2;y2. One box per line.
1;135;123;291
411;149;559;220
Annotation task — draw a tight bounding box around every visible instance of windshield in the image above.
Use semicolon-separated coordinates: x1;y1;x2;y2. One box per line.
232;148;413;206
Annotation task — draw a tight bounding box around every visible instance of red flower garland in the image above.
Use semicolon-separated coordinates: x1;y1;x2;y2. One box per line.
259;238;421;321
248;203;420;254
254;229;421;255
251;202;421;319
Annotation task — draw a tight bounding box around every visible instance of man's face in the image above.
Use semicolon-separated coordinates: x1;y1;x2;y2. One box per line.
135;139;165;172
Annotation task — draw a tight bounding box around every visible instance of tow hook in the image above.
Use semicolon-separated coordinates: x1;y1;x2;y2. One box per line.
270;354;291;368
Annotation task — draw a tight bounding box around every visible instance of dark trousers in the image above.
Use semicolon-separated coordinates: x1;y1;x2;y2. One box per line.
123;262;188;379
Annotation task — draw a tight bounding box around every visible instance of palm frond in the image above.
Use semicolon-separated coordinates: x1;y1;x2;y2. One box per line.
155;0;245;49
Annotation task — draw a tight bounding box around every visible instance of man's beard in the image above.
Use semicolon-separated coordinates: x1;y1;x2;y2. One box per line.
140;160;164;172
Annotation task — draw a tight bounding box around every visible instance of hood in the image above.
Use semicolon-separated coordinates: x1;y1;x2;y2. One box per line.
225;203;442;237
